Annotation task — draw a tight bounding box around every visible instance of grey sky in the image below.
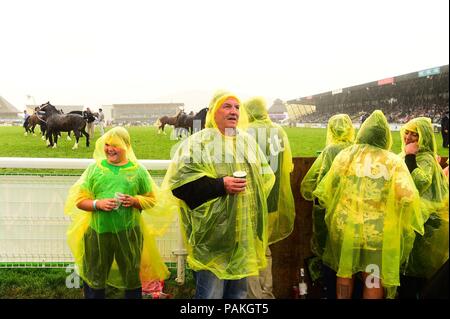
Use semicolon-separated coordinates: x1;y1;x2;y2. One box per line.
0;0;448;112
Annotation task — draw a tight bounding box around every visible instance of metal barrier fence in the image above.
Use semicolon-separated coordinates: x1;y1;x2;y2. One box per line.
0;158;182;269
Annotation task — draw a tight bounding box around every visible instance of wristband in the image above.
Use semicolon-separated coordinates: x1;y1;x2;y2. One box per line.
93;199;98;211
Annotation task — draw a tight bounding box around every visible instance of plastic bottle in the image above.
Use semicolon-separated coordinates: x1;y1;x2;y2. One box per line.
299;267;308;299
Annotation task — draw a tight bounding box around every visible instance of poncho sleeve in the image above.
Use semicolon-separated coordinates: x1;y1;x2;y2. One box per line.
301;153;324;201
137;165;178;237
410;157;433;195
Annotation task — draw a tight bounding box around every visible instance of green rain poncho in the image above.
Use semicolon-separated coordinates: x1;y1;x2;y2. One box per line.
399;117;449;279
313;110;424;297
301;114;355;257
64;127;177;289
162;91;275;280
243;97;295;245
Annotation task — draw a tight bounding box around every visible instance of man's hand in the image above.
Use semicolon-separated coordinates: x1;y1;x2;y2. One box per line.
405;142;419;155
223;176;247;194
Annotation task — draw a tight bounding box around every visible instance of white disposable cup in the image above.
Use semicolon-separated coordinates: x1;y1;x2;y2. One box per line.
114;192;124;210
233;171;247;179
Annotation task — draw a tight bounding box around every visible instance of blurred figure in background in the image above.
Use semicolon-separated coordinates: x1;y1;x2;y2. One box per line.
97;108;105;136
441;111;449;148
84;107;96;139
23;110;30;135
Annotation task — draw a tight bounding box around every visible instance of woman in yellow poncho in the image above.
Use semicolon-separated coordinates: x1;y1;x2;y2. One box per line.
243;96;295;299
313;110;424;299
162;91;275;299
301;114;355;298
398;117;449;299
64;127;175;298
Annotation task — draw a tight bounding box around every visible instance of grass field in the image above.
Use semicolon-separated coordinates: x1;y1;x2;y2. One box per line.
0;267;196;299
0;124;448;298
1;125;448;159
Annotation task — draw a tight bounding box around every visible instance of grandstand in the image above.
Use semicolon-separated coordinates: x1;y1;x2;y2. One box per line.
287;64;449;125
0;96;21;124
112;103;184;125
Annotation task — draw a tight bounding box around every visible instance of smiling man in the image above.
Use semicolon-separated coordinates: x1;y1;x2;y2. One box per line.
163;90;275;299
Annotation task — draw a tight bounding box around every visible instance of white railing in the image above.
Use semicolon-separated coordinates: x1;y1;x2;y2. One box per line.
0;157;171;170
0;157;188;284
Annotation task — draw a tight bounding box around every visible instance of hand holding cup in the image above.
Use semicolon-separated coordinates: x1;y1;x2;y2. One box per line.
223;171;247;194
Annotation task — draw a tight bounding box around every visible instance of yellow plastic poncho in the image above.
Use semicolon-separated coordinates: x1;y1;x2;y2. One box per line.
313;110;424;297
162;91;275;280
64;127;177;289
399;117;449;279
301;114;355;257
243;97;295;245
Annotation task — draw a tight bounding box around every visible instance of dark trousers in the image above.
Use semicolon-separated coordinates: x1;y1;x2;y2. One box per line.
83;283;142;299
421;260;449;299
442;132;449;148
399;275;426;299
83;227;143;296
399;260;449;299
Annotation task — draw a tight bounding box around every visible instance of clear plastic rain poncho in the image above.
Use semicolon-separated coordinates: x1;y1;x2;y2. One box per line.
313;110;424;297
301;114;355;257
399;117;449;279
162;91;275;279
64;127;177;289
243;97;295;245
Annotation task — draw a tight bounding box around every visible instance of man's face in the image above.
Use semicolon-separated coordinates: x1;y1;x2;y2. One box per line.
214;97;240;134
404;129;419;145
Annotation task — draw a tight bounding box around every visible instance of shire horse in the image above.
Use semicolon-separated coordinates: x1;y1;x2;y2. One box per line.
24;106;48;138
39;102;90;149
175;107;208;137
155;109;183;135
69;110;99;120
25;113;44;136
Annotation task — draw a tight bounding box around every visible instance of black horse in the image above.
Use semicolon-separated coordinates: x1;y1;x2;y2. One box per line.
69;110;99;121
39;102;90;149
175;108;208;137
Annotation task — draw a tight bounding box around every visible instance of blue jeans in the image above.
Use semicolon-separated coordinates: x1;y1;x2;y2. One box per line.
194;270;248;299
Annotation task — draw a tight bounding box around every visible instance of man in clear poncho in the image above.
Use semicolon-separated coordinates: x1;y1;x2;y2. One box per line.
313;110;424;299
65;127;176;298
162;91;275;299
398;117;449;298
300;114;355;297
243;97;295;299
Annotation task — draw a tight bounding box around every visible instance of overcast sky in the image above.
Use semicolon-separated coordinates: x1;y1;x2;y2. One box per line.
0;0;448;112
